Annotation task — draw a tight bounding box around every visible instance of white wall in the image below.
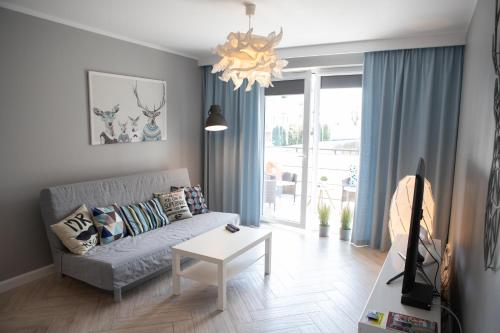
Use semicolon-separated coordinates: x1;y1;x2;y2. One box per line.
448;0;500;331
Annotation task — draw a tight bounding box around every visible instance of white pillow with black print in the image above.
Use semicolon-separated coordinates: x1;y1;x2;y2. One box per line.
50;205;99;255
154;190;193;221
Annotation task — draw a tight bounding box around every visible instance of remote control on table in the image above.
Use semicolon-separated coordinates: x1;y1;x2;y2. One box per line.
225;225;237;233
227;224;240;231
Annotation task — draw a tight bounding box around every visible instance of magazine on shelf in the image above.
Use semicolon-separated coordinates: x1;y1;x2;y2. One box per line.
386;311;437;333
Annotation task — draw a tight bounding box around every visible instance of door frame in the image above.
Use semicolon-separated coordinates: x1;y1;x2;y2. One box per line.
307;66;364;228
260;71;312;229
260;67;363;228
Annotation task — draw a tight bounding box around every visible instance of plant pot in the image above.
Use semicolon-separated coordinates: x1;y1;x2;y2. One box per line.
339;228;351;241
319;225;330;237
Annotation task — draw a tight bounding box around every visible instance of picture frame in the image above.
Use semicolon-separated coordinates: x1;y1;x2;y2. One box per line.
88;71;167;145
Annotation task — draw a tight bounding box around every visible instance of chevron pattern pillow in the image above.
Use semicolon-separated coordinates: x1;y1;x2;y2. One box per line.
115;198;169;236
91;206;126;245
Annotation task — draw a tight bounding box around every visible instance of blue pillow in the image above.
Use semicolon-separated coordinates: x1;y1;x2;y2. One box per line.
114;198;169;236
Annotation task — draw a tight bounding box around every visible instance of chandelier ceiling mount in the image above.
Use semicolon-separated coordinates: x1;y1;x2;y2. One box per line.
211;2;288;91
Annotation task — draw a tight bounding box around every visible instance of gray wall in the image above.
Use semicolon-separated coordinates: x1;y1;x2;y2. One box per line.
0;8;203;281
448;0;500;331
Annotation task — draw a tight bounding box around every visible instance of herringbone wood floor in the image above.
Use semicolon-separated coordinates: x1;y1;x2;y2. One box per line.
0;224;386;333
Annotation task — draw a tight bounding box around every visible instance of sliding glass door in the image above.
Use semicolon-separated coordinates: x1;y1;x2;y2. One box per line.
261;71;362;229
262;78;307;227
309;76;362;230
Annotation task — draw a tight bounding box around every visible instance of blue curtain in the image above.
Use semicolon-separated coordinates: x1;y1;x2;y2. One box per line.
352;46;464;250
202;66;262;226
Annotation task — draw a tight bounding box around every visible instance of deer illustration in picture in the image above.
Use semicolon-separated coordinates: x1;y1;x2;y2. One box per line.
117;120;131;143
93;105;119;144
128;116;142;142
133;82;166;141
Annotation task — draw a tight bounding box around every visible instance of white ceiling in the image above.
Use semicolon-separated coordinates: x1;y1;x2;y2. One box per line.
1;0;477;62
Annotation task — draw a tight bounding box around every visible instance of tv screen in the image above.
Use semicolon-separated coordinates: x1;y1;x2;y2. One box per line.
400;158;433;310
402;158;425;293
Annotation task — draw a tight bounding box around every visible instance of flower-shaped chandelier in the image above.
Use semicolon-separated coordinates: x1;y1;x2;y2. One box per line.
212;2;288;92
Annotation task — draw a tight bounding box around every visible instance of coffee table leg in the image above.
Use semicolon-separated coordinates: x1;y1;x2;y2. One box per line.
172;251;181;295
217;262;227;311
265;236;272;275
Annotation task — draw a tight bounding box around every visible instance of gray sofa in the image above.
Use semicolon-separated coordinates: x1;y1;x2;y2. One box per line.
40;168;239;301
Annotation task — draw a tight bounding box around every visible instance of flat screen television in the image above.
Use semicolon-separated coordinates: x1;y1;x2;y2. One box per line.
401;158;434;310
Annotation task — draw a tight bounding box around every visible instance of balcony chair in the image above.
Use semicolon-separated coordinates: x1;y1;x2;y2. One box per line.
281;172;298;202
264;179;277;211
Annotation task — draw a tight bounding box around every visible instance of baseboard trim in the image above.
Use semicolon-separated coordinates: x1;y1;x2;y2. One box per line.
0;264;54;294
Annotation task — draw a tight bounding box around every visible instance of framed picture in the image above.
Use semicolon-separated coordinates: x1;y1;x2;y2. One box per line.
88;71;167;145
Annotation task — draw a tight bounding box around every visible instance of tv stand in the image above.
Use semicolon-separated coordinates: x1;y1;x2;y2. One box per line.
358;235;441;332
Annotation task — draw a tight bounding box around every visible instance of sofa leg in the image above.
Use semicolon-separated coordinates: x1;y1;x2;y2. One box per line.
114;287;122;302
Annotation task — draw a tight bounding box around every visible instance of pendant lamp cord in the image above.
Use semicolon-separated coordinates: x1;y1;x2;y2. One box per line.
245;2;255;30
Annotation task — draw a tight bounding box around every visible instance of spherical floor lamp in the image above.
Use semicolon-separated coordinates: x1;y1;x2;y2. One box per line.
385;175;437;286
388;175;435;244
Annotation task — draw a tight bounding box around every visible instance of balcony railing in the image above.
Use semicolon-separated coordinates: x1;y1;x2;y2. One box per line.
263;142;359;225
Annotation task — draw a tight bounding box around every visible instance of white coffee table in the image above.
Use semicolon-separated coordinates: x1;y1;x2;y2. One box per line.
171;225;272;310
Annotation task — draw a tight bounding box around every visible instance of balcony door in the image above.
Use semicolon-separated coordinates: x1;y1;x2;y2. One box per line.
261;71;362;229
261;73;314;228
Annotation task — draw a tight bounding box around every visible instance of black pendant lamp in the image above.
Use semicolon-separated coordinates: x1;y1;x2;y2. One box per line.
205;105;228;131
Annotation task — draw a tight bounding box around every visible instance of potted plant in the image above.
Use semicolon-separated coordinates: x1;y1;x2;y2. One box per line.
318;203;331;237
340;207;352;241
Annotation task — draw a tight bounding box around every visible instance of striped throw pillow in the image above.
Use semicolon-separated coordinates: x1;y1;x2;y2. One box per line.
114;198;169;236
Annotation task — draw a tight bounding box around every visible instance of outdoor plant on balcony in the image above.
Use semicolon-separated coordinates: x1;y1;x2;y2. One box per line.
318;203;331;237
341;207;352;230
340;207;353;241
318;203;331;226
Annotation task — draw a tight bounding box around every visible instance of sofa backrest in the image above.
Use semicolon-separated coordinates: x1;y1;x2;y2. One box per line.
40;168;191;254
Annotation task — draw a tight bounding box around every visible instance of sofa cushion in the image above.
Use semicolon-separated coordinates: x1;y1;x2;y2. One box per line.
91;206;126;245
50;205;99;255
115;198;168;236
171;185;209;215
60;212;240;290
154;190;192;221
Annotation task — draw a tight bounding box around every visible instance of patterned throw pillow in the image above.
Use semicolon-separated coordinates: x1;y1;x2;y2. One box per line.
50;205;98;255
115;198;169;236
91;206;125;245
154;190;193;221
171;185;209;215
